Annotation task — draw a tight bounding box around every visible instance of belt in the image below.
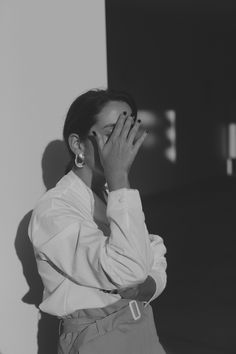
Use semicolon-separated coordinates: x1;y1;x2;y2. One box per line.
59;300;144;350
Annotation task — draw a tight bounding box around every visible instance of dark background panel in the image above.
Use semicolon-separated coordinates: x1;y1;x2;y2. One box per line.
106;0;236;195
106;1;236;353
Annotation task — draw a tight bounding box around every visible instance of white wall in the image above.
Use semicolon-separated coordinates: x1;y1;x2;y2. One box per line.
0;1;107;353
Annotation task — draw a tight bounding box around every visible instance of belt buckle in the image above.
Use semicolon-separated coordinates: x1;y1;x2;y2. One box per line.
129;300;141;321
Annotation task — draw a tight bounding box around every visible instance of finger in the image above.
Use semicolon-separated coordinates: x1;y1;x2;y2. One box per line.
110;111;127;140
92;130;104;151
120;115;134;139
127;118;142;144
132;130;148;155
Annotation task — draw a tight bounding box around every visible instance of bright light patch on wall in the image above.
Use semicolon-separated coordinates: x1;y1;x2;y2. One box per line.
226;159;233;175
228;123;236;158
137;109;177;162
227;123;236;176
164;110;177;162
137;110;159;148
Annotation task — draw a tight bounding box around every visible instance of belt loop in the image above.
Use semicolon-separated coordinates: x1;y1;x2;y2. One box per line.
129;300;141;320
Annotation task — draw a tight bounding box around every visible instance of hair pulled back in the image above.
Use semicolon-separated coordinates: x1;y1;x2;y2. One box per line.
63;89;137;158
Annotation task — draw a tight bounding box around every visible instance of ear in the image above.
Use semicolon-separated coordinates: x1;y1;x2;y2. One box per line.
68;133;85;156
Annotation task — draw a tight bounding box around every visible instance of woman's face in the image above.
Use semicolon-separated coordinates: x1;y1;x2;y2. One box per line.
84;100;133;176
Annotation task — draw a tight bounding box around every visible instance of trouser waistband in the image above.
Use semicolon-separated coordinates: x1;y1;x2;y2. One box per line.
59;300;145;345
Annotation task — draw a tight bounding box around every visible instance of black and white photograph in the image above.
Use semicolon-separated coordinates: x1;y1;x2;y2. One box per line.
1;0;236;353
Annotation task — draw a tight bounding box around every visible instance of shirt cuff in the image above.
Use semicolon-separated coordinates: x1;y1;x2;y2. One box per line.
107;188;143;215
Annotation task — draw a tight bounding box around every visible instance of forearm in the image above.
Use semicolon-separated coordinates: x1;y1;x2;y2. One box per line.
106;172;130;191
135;275;156;301
118;276;156;302
103;189;152;287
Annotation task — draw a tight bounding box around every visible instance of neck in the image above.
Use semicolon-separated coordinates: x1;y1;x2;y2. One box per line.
72;165;106;195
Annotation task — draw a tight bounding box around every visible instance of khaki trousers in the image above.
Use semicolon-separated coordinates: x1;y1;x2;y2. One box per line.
58;299;166;354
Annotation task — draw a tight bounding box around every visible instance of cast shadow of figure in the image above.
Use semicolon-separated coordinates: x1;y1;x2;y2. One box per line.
15;140;71;354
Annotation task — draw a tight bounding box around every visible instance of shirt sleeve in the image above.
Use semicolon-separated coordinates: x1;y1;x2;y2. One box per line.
146;234;167;305
29;188;153;291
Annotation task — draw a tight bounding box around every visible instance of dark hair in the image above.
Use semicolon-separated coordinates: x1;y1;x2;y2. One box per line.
63;89;137;157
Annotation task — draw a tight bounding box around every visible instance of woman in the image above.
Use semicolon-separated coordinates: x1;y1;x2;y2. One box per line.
29;89;167;354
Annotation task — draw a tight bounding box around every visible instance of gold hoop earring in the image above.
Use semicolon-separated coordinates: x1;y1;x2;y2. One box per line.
75;152;85;168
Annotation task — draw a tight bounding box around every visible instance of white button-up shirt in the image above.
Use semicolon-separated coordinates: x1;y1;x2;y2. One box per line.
28;170;167;317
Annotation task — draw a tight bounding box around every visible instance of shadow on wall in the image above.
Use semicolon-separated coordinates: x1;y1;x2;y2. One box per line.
14;140;71;354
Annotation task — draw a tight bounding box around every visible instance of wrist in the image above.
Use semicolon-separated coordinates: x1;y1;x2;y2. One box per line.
106;172;130;191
